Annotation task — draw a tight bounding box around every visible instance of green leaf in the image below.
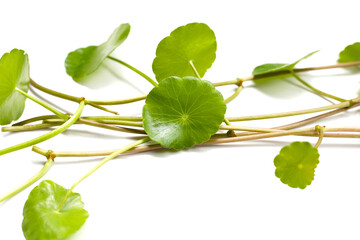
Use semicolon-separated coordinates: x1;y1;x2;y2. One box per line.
252;51;318;76
65;23;130;81
152;22;217;82
0;49;30;125
143;76;226;150
22;180;89;240
338;42;360;63
274;141;320;189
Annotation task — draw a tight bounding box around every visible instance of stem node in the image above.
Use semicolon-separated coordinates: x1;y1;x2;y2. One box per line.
46;150;56;161
227;130;237;137
236;78;244;87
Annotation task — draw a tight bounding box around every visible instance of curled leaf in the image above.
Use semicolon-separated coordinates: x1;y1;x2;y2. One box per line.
253;51;319;76
152;22;217;82
338;42;360;63
0;49;30;125
22;180;89;240
65;23;130;81
274;141;319;189
143;76;226;150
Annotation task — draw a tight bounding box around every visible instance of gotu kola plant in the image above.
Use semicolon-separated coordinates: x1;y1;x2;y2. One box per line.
1;22;360;239
21;22;227;239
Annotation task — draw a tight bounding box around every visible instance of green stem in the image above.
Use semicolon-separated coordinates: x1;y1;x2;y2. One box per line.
189;60;202;79
224;85;243;104
107;56;158;87
314;125;325;148
31;78;118;114
30;79;142;109
13;115;143;126
32;126;360;160
57;137;150;210
227;96;360;122
87;119;143;127
82;116;143;121
16;88;68;120
2;123;60;132
87;95;147;105
86;102;118;115
219;125;282;133
0;156;54;203
0;100;85;156
21;95;357;131
4;118;146;134
44;118;144;128
292;73;346;102
78;119;146;134
205;126;352;145
223;119;231;125
12;115;61;126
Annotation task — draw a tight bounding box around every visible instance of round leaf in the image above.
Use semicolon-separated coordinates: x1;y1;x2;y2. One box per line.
274;141;320;189
22;180;89;240
0;49;30;125
143;76;226;150
152;22;217;82
338;42;360;63
65;23;130;81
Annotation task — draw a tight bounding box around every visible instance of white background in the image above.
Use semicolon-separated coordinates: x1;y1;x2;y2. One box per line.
1;0;360;239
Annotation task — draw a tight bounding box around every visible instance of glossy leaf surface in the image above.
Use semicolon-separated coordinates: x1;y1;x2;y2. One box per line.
152;22;216;82
143;76;226;150
338;42;360;63
274;141;319;189
0;49;30;125
22;180;89;240
253;51;318;76
65;23;130;81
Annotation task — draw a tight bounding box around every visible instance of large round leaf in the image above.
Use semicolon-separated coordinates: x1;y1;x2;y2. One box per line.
22;180;89;240
143;76;226;150
0;49;30;125
274;141;320;189
65;23;130;81
152;22;217;82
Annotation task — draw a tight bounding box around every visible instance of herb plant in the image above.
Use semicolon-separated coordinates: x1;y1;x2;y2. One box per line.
1;22;360;239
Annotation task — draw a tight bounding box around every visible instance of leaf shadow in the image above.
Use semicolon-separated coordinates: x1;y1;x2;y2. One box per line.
103;59;146;94
64;222;88;240
74;64;119;90
250;76;303;99
247;76;335;104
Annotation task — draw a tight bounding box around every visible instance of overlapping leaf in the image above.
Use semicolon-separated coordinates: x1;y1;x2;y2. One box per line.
65;23;130;81
143;76;226;150
22;180;88;240
0;49;30;125
253;51;318;77
338;42;360;63
152;22;217;82
274;141;319;189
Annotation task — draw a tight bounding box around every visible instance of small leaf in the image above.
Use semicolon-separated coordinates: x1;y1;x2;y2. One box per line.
253;51;318;76
143;76;226;150
338;42;360;63
152;22;217;82
22;180;89;240
0;49;30;125
274;141;320;189
65;23;130;81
